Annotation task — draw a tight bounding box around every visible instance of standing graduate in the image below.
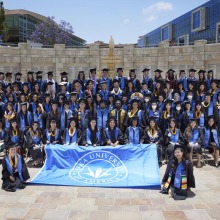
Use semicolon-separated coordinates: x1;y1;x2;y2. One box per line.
63;117;82;145
142;68;153;91
160;145;195;200
115;67;127;90
26;121;44;167
103;117;124;147
1;143;30;192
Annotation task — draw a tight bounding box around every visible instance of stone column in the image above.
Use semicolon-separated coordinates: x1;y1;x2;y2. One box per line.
54;44;66;81
18;43;32;77
158;41;169;76
123;44;134;76
194;40;207;70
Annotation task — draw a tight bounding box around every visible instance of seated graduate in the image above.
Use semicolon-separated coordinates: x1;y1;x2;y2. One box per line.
124;116;144;145
164;117;184;159
160;145;195;200
84;117;101;147
204;115;220;167
26;121;44;167
5;118;24;155
103;117;124;147
63;117;82;145
1;143;30;192
0;119;6;156
184;118;204;168
142;116;163;160
43;117;63;145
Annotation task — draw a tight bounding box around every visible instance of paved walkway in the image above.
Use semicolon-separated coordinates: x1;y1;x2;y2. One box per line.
0;162;220;220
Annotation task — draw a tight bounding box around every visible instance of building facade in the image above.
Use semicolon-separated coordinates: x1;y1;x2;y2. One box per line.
4;9;86;46
138;0;220;47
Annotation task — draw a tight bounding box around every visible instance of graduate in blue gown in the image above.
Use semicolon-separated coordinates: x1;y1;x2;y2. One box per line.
1;143;30;192
160;145;195;200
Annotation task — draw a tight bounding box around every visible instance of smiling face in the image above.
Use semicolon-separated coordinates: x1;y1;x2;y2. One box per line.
174;148;183;160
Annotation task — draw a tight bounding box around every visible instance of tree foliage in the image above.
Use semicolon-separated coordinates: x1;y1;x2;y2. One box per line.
29;16;74;45
0;1;9;42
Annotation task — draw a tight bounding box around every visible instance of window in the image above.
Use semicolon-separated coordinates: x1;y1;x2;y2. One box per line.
193;11;200;29
191;7;206;32
161;24;172;42
162;26;169;41
177;35;189;46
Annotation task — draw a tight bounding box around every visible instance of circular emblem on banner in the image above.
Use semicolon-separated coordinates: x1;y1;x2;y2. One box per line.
69;150;128;184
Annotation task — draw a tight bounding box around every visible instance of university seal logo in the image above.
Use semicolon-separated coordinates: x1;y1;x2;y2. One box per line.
69;150;128;184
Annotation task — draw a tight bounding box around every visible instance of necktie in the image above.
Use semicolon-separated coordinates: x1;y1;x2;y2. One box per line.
133;128;135;144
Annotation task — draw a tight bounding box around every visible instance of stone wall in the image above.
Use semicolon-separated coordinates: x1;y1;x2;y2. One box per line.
0;40;220;82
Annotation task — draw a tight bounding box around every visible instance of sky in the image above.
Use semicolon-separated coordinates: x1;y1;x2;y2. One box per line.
4;0;209;44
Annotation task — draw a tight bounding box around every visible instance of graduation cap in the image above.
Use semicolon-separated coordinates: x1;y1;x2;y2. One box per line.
188;68;197;72
155;79;165;85
44;93;51;98
89;116;97;122
179;70;185;74
207;114;215;121
198;81;206;87
158;93;165;98
148;116;157;123
59;82;67;86
130;98;140;105
172;90;180;97
174;144;185;152
177;81;184;87
15;72;22;76
144;93;152;98
108;116;117;123
114;98;122;104
70;92;77;96
207;70;213;74
150;98;158;104
211;79;218;84
86;95;93;99
100;81;107;85
68;117;78;124
20;102;28;107
78;70;84;74
167;69;175;73
142;68;150;72
35;71;43;75
0;72;4;75
189;118;198;123
122;92;127;98
73;79;82;85
6;72;13;77
130;116;139;121
46;71;53;76
6;143;19;150
164;99;173;105
90;68;96;73
86;79;94;86
112;79;119;84
174;101;181;106
127;79;134;84
64;101;70;105
27;71;34;75
102;68;109;72
129;69;136;73
32;121;39;125
60;71;68;76
141;82;147;86
78;98;87;104
49;117;57;123
51;100;58;105
198;70;206;74
22;82;29;87
205;92;211;97
116;67;123;72
47;81;54;86
5;83;12;89
108;93;114;98
99;99;107;105
184;100;191;105
195;100;202;106
187;80;196;86
10;118;18;124
154;69;162;73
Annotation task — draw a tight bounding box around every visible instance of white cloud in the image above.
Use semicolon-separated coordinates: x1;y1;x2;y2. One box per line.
122;18;130;24
142;1;173;22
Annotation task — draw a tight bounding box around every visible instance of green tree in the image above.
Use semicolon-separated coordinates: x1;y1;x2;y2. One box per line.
0;1;8;42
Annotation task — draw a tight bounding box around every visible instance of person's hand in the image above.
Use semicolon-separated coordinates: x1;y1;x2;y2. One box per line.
211;142;217;147
53;141;57;144
10;176;15;182
93;144;96;147
194;143;198;148
46;141;50;144
107;140;112;145
189;142;194;148
85;144;88;147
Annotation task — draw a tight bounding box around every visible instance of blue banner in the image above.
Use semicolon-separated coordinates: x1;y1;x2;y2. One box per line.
30;144;160;189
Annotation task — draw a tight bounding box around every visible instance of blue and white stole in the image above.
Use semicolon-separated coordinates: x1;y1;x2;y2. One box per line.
46;129;59;142
204;128;219;149
43;103;51;113
97;108;108;129
86;128;100;145
129;126;139;144
60;110;73;130
34;112;43;129
5;154;24;181
190;128;199;144
20;111;32;131
169;128;179;143
105;128;119;141
65;128;77;144
99;90;109;101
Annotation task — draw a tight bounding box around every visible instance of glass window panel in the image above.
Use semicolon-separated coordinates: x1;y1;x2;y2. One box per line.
193;11;200;29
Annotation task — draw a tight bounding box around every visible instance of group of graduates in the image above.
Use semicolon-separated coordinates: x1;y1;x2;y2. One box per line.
0;67;220;195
